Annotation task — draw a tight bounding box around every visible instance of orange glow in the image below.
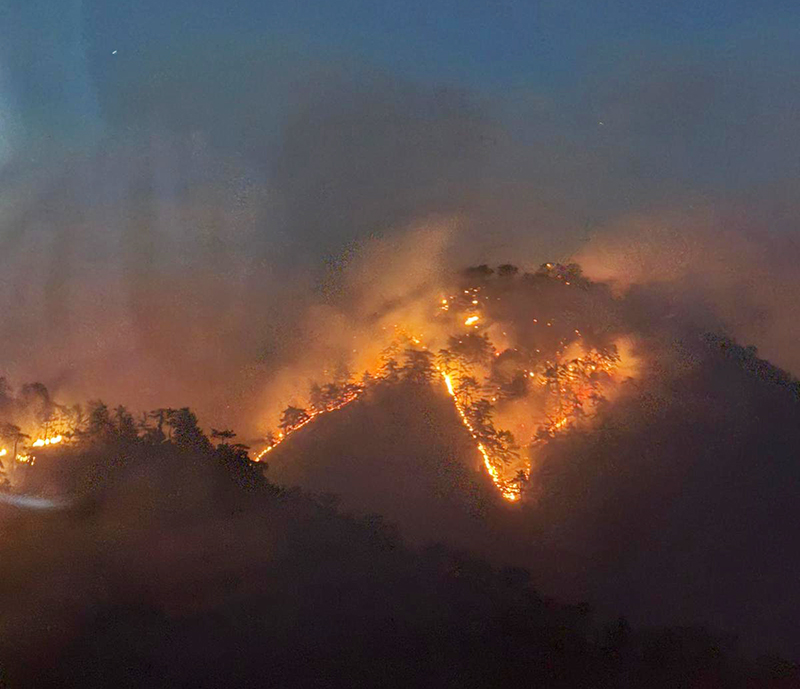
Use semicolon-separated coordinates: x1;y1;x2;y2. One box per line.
440;371;523;501
253;277;634;503
32;435;62;448
254;387;364;461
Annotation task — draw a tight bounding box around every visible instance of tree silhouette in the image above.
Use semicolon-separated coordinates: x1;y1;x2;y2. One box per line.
211;428;237;445
402;349;436;384
454;376;481;407
497;263;519;278
279;406;311;434
147;408;174;442
482;428;520;464
447;333;494;366
86;401;114;441
114;405;138;442
499;371;528;400
361;370;375;387
308;383;326;413
465;399;494;431
321;383;343;409
436;348;471;378
379;357;401;384
167;408;211;452
18;383;53;424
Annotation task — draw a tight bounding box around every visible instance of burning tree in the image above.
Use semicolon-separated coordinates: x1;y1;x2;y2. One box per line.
279;406;311;434
253;261;632;503
379;358;401;384
0;423;29;478
481;429;520;465
454;376;481;407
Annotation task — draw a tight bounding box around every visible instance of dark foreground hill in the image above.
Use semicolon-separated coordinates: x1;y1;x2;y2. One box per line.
264;335;800;661
266;381;508;550
0;436;795;687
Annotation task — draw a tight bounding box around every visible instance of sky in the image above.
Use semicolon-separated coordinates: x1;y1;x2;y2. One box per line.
6;1;800;149
1;0;800;429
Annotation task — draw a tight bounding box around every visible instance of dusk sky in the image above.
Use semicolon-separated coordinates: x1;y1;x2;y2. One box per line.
4;3;800;678
2;0;800;421
6;1;800;183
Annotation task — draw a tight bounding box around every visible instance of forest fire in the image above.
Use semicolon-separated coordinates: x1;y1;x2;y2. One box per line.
0;262;635;503
255;262;636;502
441;371;523;501
255;384;365;461
32;435;62;448
0;434;66;474
0;262;634;502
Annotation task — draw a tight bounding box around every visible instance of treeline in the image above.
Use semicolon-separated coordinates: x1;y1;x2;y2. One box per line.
461;260;589;286
0;428;795;687
272;347;441;438
0;379;260;492
0;375;249;454
703;333;800;400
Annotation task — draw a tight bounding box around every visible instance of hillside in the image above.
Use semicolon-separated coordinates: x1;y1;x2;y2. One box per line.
262;331;800;660
0;437;792;688
266;380;508;548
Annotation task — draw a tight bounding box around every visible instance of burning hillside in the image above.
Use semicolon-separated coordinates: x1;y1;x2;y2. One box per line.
0;260;639;504
3;259;800;661
255;262;639;502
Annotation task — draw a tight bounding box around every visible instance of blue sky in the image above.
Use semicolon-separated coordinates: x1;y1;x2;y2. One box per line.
3;0;800;262
7;0;800;124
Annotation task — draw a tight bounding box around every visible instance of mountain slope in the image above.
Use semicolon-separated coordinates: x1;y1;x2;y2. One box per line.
265;334;800;658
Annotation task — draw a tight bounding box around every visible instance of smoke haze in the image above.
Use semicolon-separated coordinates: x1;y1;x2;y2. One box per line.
2;2;800;435
3;0;800;667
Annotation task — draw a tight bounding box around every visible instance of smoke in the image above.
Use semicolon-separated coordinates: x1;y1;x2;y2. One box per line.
2;1;800;441
575;196;800;373
2;1;800;662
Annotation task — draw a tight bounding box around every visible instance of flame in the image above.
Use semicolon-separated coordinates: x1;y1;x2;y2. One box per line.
440;371;522;501
255;334;625;502
32;435;62;448
254;388;364;461
254;270;634;503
